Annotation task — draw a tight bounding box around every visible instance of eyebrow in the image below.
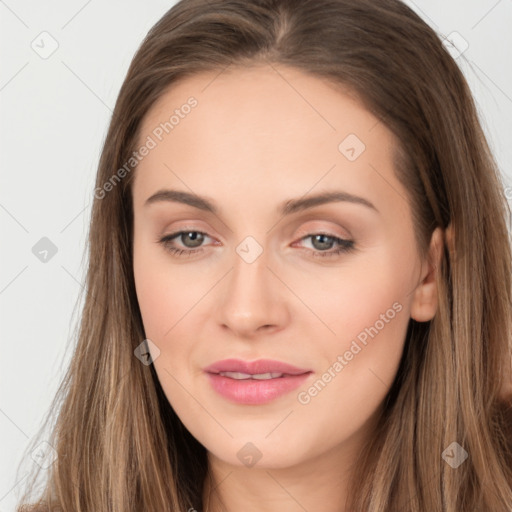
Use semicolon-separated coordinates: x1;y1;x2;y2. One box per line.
144;188;379;215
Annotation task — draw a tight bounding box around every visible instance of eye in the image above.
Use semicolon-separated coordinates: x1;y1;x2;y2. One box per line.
157;229;212;257
157;230;355;259
295;233;355;258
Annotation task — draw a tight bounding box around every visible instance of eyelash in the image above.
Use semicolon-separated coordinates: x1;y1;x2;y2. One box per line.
157;229;355;259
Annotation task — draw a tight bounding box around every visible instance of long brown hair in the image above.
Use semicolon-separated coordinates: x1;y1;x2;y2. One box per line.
16;0;512;510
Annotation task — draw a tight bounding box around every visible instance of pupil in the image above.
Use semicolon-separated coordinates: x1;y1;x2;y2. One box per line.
184;232;203;248
312;234;333;251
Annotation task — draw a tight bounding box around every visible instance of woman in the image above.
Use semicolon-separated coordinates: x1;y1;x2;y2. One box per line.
16;0;512;510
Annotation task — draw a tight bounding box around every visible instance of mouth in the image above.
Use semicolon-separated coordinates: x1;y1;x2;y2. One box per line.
216;371;295;380
203;358;313;405
204;357;311;376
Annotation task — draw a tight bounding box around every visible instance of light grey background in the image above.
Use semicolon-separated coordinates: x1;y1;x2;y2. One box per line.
1;0;511;509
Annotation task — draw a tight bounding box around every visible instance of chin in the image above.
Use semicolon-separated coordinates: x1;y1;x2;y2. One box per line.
204;436;311;470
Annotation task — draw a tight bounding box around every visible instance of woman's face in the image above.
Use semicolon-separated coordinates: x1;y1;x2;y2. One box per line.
132;65;441;471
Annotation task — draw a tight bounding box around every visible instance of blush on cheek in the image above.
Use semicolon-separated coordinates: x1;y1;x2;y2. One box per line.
334;298;407;368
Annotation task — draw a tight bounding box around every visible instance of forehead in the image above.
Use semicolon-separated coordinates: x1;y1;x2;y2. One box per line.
138;64;384;149
132;64;407;218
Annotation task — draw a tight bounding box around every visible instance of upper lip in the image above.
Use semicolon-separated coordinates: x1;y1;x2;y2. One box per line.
204;358;311;376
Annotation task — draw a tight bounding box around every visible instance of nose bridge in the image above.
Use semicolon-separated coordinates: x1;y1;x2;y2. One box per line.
216;235;287;334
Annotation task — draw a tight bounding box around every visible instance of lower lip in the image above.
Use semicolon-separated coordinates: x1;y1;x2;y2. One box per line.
206;372;312;405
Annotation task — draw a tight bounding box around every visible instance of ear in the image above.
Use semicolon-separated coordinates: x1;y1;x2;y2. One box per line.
410;225;449;322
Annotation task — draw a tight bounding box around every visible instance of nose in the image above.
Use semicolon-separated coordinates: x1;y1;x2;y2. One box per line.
215;244;290;338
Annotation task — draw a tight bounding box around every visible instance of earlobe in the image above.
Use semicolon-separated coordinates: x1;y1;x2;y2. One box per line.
410;226;447;322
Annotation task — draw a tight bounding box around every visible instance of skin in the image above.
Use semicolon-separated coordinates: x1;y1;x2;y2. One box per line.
131;64;444;512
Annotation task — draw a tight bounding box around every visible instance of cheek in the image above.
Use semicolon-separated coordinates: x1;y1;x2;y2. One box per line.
133;253;196;401
298;255;410;351
133;241;207;340
293;268;409;450
133;266;172;340
133;242;220;400
293;249;412;418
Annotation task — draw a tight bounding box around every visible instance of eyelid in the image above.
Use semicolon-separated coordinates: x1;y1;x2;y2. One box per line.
162;223;349;243
293;222;352;242
164;225;216;239
162;218;352;242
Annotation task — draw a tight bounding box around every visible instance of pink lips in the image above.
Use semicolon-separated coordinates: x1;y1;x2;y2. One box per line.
204;358;312;405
